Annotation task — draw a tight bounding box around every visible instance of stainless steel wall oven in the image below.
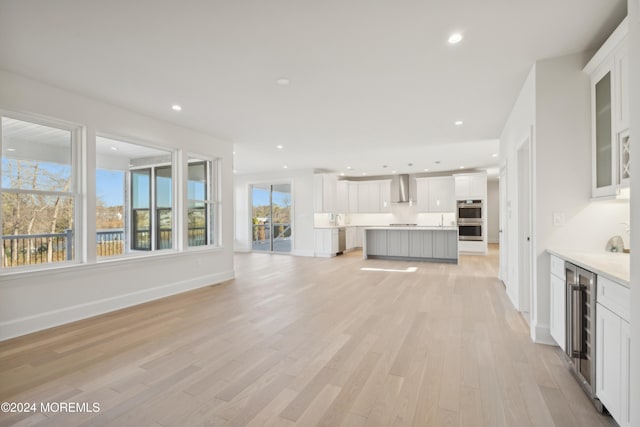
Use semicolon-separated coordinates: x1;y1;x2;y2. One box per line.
457;199;482;219
457;200;483;241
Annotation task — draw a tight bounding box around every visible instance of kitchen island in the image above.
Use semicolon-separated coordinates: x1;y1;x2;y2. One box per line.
363;226;458;263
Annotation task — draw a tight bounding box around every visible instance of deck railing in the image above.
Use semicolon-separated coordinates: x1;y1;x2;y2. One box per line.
2;227;210;267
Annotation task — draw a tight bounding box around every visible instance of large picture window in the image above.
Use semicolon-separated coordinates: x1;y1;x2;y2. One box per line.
96;136;173;256
1;116;80;269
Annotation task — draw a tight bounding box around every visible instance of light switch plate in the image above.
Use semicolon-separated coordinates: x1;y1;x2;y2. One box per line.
552;212;565;226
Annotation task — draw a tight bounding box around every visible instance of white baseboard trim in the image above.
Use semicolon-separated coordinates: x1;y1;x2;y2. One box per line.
293;249;315;257
531;322;555;345
0;270;235;341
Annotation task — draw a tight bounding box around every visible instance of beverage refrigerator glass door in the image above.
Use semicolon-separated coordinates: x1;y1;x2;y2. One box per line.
565;262;601;411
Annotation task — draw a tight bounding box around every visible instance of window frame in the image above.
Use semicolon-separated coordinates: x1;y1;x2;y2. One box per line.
0;111;84;272
95;133;177;261
186;154;221;250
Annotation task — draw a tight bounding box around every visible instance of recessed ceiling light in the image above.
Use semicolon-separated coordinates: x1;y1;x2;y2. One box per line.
362;172;367;176
347;166;353;170
276;78;290;86
492;153;498;157
424;168;429;172
459;166;465;169
6;148;16;152
392;171;397;174
110;147;118;151
283;165;288;169
233;169;237;174
448;33;463;44
454;120;463;126
340;172;345;176
171;104;182;111
232;151;236;155
276;145;284;149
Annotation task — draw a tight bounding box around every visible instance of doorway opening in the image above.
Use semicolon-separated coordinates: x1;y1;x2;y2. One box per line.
251;183;292;253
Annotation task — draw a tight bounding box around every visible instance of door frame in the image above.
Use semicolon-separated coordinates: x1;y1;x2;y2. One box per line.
499;163;508;285
516;134;533;318
248;180;294;254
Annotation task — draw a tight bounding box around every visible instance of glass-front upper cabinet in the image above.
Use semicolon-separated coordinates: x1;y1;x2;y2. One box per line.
585;18;630;199
593;71;614;196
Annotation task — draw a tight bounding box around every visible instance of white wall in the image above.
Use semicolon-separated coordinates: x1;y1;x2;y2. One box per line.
487;179;500;243
532;52;593;343
234;169;315;257
628;0;640;424
0;70;235;340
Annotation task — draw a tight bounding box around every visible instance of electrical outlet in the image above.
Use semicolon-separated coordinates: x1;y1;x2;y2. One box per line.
552;212;565;226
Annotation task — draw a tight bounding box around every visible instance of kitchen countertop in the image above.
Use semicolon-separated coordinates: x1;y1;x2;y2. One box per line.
363;226;458;231
547;249;630;287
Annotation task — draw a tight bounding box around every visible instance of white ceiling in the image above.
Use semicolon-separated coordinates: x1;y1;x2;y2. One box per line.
0;1;627;177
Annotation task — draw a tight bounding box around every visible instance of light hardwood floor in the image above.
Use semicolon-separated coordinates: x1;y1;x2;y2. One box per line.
0;246;615;426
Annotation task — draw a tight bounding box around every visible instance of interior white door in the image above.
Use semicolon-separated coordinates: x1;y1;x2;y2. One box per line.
517;138;531;318
499;165;507;284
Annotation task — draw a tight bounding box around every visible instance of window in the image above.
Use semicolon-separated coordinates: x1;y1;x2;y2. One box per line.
188;157;218;247
1;116;80;269
96;136;173;257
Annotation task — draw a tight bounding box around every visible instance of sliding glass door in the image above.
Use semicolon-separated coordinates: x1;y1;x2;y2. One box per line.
251;183;291;253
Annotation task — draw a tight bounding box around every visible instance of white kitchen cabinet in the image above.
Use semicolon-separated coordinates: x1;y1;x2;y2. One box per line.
336;180;348;214
345;227;356;250
428;177;455;212
584;18;630;198
314;228;338;257
620;319;631;427
352;180;391;213
354;226;364;248
596;303;622;422
549;254;566;351
415;177;455;213
314;174;337;213
454;173;487;201
379;180;391;212
595;274;631;426
348;182;359;213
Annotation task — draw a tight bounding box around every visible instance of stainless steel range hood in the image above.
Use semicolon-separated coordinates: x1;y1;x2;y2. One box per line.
391;174;412;203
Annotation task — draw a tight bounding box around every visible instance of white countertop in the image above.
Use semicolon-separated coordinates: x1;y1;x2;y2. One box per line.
363;226;458;231
547;249;630;287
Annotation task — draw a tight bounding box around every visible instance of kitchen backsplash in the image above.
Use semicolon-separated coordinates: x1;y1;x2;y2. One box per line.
548;199;631;252
314;203;456;227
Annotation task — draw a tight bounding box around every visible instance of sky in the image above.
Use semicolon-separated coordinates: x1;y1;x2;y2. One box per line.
97;169;125;207
252;186;291;208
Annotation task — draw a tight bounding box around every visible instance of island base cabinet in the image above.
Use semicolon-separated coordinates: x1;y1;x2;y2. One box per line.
366;230;388;256
596;303;627;426
365;229;457;263
387;230;409;257
408;231;433;258
433;230;457;260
